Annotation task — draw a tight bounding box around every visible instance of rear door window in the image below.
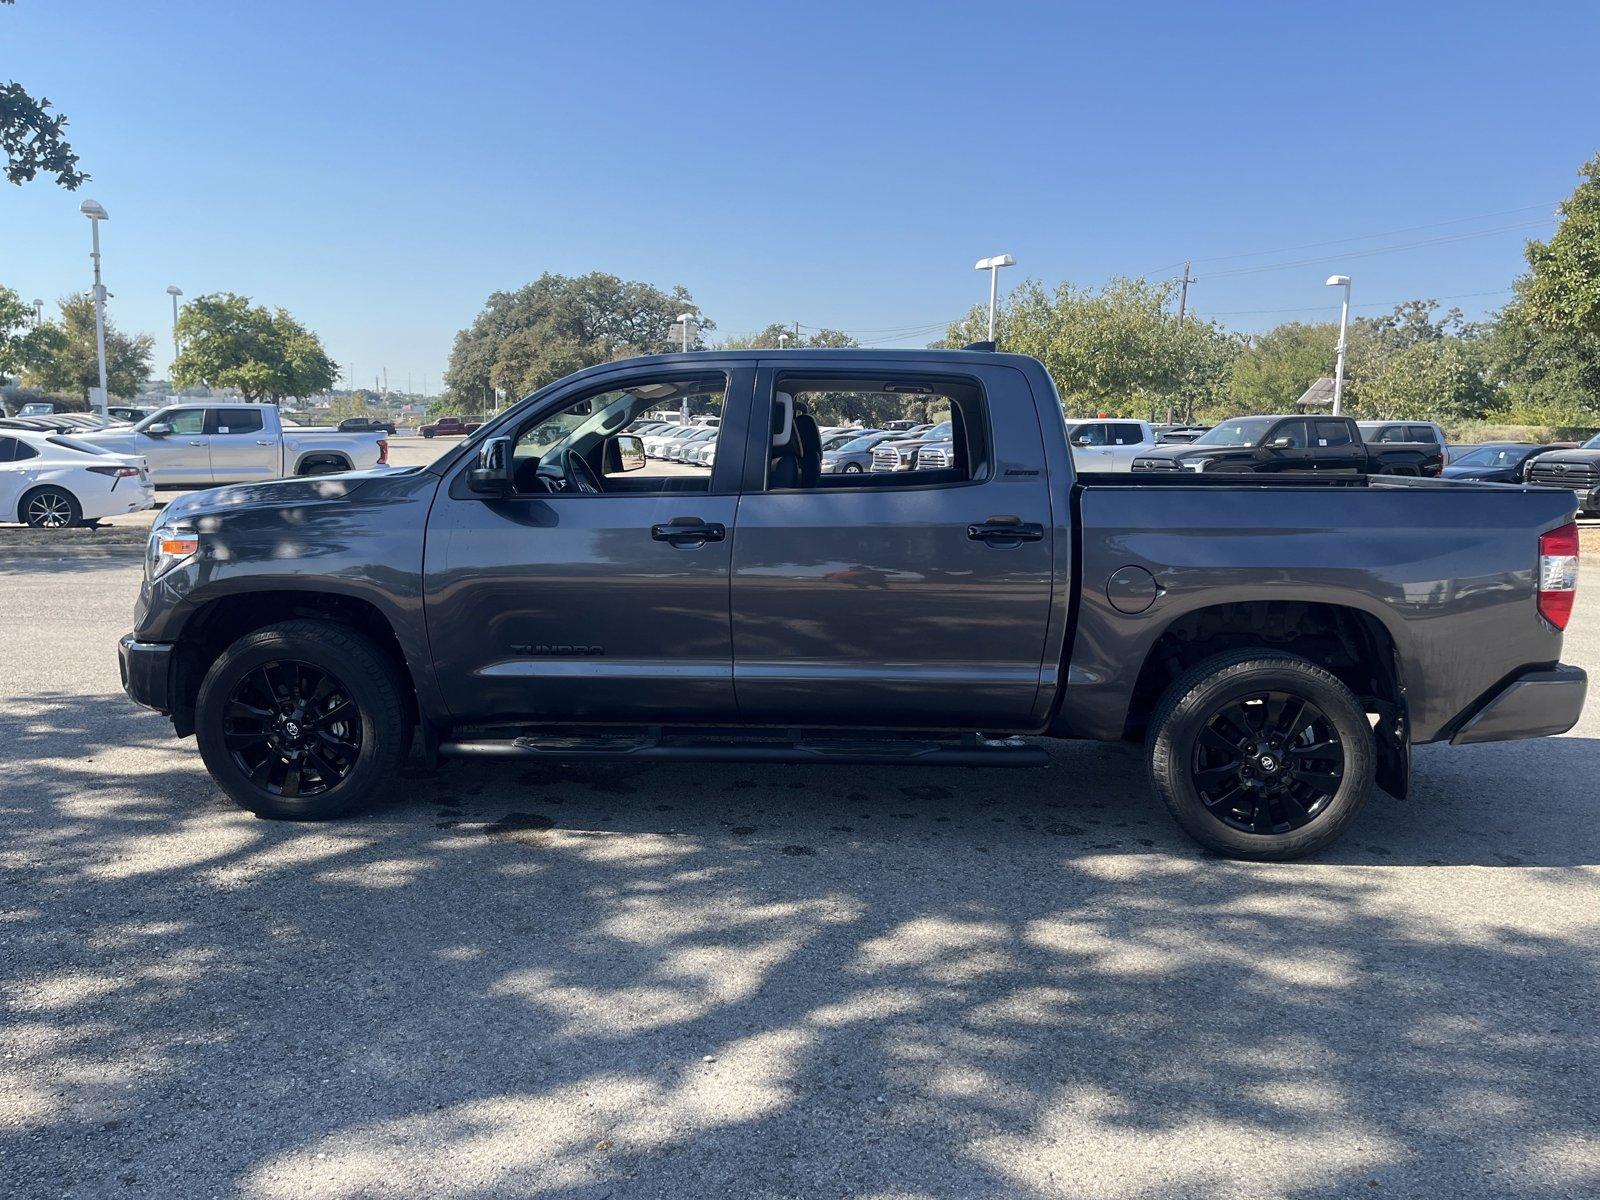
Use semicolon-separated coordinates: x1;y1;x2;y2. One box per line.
1314;420;1353;447
208;408;265;435
1407;425;1437;444
1112;423;1144;445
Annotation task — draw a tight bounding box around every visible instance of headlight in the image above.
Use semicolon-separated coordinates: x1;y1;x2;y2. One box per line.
147;527;199;579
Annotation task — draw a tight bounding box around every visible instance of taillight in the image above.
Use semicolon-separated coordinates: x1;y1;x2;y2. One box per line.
377;438;389;464
88;465;141;478
1538;522;1579;630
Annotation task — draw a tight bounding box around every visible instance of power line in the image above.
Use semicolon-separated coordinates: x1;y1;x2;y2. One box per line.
1135;200;1557;278
1200;288;1513;318
1198;220;1551;280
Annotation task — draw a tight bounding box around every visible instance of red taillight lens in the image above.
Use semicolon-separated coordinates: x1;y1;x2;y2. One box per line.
1538;522;1579;630
88;465;141;478
377;438;389;464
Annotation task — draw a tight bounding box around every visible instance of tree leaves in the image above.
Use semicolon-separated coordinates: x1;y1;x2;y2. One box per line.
171;293;337;403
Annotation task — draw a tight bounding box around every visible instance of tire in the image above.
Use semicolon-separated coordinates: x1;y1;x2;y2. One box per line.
1146;650;1374;861
195;619;408;820
20;486;82;529
422;430;435;439
297;457;350;476
843;463;863;474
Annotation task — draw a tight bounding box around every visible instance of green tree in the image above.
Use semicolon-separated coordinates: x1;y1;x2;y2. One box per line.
943;276;1231;420
1520;152;1600;339
25;294;151;400
1;2;87;189
1345;301;1493;421
0;284;32;382
172;293;337;403
445;272;714;405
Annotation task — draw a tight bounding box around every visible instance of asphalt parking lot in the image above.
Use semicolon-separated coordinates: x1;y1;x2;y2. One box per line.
1;553;1596;1198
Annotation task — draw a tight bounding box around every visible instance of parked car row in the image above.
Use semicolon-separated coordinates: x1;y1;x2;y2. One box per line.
0;427;153;528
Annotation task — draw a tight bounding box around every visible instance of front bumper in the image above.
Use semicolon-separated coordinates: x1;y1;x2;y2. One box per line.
118;635;174;715
1450;665;1588;745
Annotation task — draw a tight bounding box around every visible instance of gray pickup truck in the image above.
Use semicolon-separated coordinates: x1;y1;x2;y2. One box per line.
118;348;1587;859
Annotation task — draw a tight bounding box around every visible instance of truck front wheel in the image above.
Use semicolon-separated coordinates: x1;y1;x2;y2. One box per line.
195;620;408;820
1146;650;1374;860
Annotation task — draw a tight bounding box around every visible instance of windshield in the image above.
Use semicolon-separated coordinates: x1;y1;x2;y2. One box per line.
1451;445;1523;469
1194;417;1276;447
1585;433;1600;450
47;435;111;455
836;432;891;454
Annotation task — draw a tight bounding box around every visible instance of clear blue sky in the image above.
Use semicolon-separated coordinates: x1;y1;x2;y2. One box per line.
5;0;1597;392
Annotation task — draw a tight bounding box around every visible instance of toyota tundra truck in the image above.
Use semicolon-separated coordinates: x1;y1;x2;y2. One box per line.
118;348;1587;860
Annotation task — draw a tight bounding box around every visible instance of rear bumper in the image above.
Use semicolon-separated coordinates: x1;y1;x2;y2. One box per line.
1450;665;1588;745
118;635;174;715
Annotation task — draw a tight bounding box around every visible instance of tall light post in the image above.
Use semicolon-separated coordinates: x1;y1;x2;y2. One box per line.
974;253;1016;344
778;332;790;348
31;299;44;328
673;312;695;420
165;285;183;379
80;199;110;415
1326;274;1352;416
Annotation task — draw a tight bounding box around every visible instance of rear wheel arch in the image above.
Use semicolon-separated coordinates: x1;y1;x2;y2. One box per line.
19;484;83;528
295;453;352;476
1122;599;1406;757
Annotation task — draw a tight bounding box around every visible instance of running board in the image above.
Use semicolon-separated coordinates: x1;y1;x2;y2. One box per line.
439;731;1047;768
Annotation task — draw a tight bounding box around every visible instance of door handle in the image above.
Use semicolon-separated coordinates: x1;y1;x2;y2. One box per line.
967;517;1044;544
187;440;205;447
651;517;726;544
255;439;273;446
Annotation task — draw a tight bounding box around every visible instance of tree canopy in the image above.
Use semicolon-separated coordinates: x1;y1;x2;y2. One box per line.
22;294;151;400
1;2;87;189
443;273;713;413
172;293;337;403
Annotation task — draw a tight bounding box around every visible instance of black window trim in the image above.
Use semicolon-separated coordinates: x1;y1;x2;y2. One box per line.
746;365;996;496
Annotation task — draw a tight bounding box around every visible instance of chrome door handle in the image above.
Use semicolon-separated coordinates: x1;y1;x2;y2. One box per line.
187;440;205;446
255;440;273;445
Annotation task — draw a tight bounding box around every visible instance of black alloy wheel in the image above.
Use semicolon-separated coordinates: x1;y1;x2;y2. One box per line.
222;659;362;798
1189;690;1344;835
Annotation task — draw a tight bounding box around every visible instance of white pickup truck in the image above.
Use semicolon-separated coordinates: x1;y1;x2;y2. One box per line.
1064;418;1158;471
81;403;388;486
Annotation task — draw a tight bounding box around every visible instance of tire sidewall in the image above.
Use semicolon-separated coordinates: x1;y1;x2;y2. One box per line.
22;486;81;529
1150;658;1375;860
196;626;400;819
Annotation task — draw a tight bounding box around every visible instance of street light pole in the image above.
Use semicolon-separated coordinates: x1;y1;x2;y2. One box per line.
973;254;1016;344
1326;274;1352;416
674;312;695;421
32;299;44;328
166;285;183;373
80;199;110;416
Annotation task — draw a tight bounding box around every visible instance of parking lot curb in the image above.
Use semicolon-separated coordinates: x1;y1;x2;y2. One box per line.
0;543;145;561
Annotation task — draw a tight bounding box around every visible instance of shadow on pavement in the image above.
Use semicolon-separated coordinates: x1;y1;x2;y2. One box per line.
2;691;1597;1198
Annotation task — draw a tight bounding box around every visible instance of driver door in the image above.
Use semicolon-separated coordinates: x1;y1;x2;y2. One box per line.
138;408;212;485
422;364;754;725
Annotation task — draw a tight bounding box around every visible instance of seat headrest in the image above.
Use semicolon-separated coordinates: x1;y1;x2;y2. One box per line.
771;392;794;448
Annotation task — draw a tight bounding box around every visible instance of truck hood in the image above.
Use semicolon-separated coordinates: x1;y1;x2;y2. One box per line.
1528;449;1600;466
156;468;400;527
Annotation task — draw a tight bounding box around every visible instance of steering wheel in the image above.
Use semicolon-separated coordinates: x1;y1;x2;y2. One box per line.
562;448;604;494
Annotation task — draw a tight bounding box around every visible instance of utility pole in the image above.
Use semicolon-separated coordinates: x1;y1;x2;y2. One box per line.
1171;261;1194;424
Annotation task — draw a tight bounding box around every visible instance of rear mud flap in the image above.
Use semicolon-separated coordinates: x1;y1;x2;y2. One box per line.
1371;701;1410;799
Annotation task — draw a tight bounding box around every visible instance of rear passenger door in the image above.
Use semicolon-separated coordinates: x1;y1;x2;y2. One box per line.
205;408;277;482
1312;418;1364;473
728;362;1056;729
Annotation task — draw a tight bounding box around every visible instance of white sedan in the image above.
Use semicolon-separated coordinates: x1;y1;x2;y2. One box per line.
0;428;154;528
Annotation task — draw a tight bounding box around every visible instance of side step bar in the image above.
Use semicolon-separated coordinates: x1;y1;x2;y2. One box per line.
439;732;1048;768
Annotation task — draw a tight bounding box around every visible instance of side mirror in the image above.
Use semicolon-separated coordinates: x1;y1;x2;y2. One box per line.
1271;437;1294;448
145;423;172;437
466;436;514;496
1074;435;1093;446
612;433;646;472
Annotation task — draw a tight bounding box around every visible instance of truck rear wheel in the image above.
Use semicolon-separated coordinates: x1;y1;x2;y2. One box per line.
195;620;407;820
1146;650;1374;860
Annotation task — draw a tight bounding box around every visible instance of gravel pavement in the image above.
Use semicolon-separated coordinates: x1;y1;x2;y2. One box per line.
0;558;1596;1199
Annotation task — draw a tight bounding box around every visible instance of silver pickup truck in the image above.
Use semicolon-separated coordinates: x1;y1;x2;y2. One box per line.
82;403;387;486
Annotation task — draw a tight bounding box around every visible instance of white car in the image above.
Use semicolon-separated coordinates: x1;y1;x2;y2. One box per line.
1064;418;1158;471
0;428;154;528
